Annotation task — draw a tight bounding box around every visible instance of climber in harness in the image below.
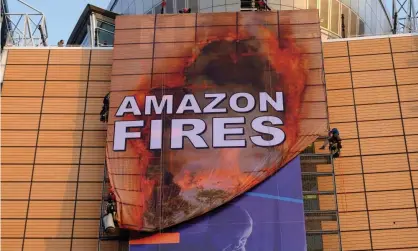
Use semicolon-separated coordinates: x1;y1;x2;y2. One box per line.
100;92;110;123
320;128;342;158
102;192;117;234
257;0;271;11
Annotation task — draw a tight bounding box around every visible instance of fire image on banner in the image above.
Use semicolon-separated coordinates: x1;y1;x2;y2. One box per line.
107;9;326;235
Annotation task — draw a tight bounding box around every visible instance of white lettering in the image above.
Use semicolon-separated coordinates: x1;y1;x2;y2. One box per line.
116;96;141;116
145;95;173;115
171;119;207;149
230;93;256;113
203;93;227;113
113;120;144;151
213;117;246;147
250;116;285;147
260;92;284;112
176;94;202;114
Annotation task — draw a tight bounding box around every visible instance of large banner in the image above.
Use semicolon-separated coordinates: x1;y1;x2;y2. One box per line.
108;10;326;231
130;157;306;251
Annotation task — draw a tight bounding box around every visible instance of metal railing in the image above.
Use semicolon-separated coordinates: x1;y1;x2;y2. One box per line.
4;13;48;47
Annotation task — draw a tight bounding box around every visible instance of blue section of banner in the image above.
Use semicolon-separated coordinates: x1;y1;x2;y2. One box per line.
245;192;304;204
131;156;307;251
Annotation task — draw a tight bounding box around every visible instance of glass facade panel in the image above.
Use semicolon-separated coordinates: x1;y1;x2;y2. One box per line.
81;31;90;46
320;0;329;29
188;0;198;12
365;3;372;29
97;29;114;46
351;0;359;14
308;0;318;9
135;0;144;13
177;0;185;10
330;0;339;34
154;2;163;14
144;0;153;12
165;0;174;13
359;0;366;20
112;0;123;13
342;0;350;8
342;5;349;37
359;19;365;35
350;11;358;36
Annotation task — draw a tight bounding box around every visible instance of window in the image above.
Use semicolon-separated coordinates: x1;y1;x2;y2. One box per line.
341;0;350;8
330;0;339;34
96;20;115;46
351;0;359;14
153;2;163;14
188;0;198;12
308;0;317;9
166;0;174;13
97;29;114;46
112;0;123;13
365;3;372;28
359;19;365;35
320;0;329;29
81;31;91;47
359;0;366;20
350;11;358;36
177;0;185;10
342;5;349;37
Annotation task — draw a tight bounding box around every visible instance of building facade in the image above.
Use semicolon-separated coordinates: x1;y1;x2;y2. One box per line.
105;0;393;39
324;34;418;250
1;7;418;251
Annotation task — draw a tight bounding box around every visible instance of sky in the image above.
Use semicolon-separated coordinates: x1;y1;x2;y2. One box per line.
7;0;110;45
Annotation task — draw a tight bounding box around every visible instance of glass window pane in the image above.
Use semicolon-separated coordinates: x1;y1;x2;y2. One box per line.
154;2;163;14
350;11;358;36
294;0;307;9
359;0;366;20
177;0;185;10
97;30;114;46
188;0;198;12
366;3;372;27
308;0;317;9
359;19;365;35
144;0;153;11
341;0;350;8
165;0;174;13
320;0;329;29
112;1;123;13
342;5;349;37
330;0;339;34
351;0;359;14
135;0;144;13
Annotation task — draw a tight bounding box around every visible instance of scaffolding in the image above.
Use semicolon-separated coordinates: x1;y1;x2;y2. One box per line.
392;0;418;33
2;0;48;47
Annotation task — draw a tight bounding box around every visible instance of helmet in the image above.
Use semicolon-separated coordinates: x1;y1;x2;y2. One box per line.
330;128;339;135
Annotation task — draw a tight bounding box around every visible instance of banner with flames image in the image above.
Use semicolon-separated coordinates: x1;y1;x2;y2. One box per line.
107;10;327;232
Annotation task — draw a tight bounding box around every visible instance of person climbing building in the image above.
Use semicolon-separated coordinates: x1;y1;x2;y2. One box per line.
161;0;166;14
257;0;271;11
100;92;110;123
320;128;342;158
